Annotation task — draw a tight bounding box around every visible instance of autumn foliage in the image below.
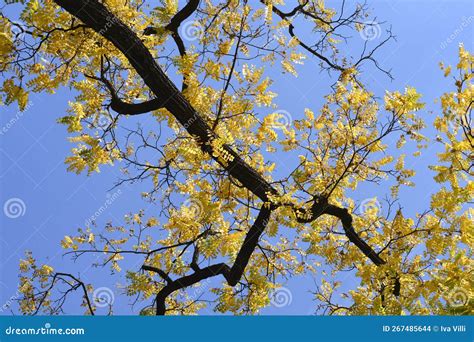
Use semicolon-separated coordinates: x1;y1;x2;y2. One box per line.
0;0;472;315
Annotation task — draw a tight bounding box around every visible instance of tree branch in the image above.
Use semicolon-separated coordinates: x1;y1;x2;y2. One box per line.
53;0;390;313
144;0;200;91
110;97;166;115
323;203;385;266
294;196;385;266
142;265;173;283
262;0;345;71
54;0;275;202
167;0;201;32
144;0;200;34
154;205;272;315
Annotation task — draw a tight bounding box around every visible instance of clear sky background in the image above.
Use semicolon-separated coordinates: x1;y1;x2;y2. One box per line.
0;0;473;315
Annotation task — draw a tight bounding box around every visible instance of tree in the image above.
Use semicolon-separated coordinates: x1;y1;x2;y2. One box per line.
1;0;472;315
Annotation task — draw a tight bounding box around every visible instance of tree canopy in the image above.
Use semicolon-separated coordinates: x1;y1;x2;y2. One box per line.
0;0;472;315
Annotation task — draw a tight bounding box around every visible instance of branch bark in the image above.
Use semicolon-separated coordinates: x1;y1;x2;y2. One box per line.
110;97;166;115
144;0;200;91
144;0;200;34
53;0;389;313
153;205;272;315
54;0;275;202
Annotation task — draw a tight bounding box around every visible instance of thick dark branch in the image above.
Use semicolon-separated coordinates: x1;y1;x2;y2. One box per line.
167;0;200;32
54;273;95;314
55;0;384;264
323;204;385;266
110;97;166;115
155;263;231;315
294;197;385;266
168;31;188;91
169;31;186;57
144;0;199;91
274;1;308;18
85;72;167;115
142;265;173;283
54;0;276;202
144;0;200;35
154;205;271;315
53;0;389;312
227;205;272;286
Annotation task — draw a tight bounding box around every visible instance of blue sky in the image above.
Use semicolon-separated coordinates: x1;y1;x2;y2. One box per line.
0;0;473;315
